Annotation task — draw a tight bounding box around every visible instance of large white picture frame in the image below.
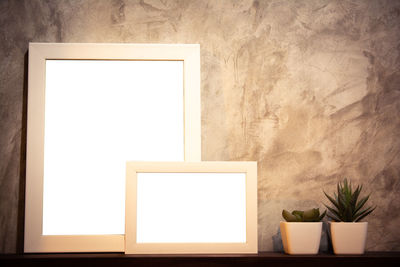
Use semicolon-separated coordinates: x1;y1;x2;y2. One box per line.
125;161;258;254
25;43;201;252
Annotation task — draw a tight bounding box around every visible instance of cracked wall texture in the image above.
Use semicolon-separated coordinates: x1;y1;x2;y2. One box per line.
1;0;400;253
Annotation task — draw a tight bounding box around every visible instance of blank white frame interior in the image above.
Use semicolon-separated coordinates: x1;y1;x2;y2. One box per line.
125;161;258;254
25;43;201;252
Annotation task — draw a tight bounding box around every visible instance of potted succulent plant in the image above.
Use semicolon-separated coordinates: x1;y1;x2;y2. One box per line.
324;179;376;254
280;208;326;254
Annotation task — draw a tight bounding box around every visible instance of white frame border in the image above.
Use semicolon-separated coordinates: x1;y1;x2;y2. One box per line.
125;161;258;254
25;43;201;252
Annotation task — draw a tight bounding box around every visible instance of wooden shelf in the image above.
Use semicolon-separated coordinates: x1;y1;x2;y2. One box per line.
1;252;399;267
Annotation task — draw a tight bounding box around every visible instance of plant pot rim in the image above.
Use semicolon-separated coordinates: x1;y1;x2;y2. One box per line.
280;221;323;224
329;221;368;224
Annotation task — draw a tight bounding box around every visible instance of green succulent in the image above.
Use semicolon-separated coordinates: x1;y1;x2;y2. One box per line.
282;208;326;222
324;178;376;222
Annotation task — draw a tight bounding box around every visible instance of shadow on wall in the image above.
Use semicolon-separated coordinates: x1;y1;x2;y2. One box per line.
272;227;283;252
16;51;28;253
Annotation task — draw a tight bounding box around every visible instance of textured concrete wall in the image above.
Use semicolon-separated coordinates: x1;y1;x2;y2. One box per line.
1;0;400;253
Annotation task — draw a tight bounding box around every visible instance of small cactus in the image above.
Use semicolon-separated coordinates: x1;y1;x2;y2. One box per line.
282;208;326;222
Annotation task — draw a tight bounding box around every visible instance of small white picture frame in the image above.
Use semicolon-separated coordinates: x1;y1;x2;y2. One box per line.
25;43;201;252
125;161;258;254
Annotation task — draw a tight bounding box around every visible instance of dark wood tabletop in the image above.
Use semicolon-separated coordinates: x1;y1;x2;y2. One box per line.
1;251;400;267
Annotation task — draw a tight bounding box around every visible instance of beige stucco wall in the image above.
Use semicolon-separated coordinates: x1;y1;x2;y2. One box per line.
1;0;400;253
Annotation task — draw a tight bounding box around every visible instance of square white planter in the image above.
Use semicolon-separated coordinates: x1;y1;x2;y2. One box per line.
330;222;368;254
280;222;322;255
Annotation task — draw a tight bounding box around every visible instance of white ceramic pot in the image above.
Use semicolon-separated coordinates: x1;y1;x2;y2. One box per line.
330;222;368;254
280;221;322;255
